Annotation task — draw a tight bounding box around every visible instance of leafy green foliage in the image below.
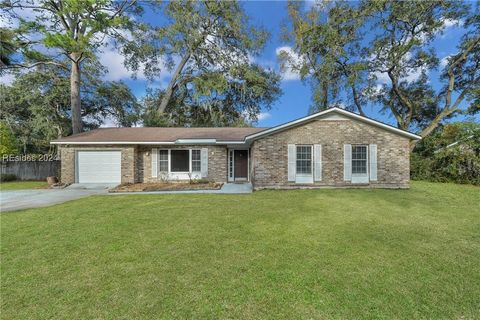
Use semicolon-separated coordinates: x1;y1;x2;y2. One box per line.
283;0;370;114
0;121;18;156
142;65;281;127
0;64;141;153
284;0;479;139
0;28;20;68
1;0;145;133
412;122;480;185
124;0;280;123
0;173;17;182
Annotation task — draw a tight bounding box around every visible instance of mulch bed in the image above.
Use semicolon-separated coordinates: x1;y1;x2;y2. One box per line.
109;182;223;193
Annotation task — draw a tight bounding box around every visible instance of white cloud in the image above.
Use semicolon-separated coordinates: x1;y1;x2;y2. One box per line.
402;68;425;83
97;45;146;81
371;52;427;85
0;73;16;86
440;55;452;68
257;112;271;121
443;19;460;28
372;71;390;84
275;46;302;81
99;115;118;128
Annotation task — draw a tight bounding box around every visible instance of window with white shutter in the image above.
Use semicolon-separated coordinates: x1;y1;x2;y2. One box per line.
151;148;158;178
314;144;322;181
344;144;352;181
200;148;208;178
287;144;296;181
369;144;377;181
158;150;168;172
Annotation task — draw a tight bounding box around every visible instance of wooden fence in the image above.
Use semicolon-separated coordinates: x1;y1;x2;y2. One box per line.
1;160;60;181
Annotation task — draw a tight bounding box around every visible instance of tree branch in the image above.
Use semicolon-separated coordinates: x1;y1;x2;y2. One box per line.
2;61;68;71
387;69;414;129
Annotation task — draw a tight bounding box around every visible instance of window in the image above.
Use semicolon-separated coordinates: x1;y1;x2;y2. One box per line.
171;150;189;172
352;145;367;174
191;150;201;172
159;150;169;172
296;145;312;174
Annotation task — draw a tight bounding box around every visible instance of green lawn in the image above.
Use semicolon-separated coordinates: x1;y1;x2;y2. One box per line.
1;182;479;319
0;180;48;190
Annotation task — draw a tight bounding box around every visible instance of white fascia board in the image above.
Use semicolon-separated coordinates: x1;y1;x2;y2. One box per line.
50;140;248;145
245;107;422;141
175;139;217;144
217;140;249;145
50;141;176;145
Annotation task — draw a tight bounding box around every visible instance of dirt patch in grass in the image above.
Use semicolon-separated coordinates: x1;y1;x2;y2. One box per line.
110;181;223;192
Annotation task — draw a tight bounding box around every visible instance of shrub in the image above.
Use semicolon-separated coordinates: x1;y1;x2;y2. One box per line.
0;173;17;182
412;122;480;185
189;178;211;184
0;122;18;156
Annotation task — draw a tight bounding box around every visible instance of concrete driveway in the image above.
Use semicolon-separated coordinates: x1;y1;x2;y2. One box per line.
0;184;115;213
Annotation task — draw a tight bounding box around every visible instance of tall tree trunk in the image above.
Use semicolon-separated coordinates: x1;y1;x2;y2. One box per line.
157;52;191;115
70;57;82;134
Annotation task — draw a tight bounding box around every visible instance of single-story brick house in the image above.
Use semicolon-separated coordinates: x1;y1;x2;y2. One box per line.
51;107;421;189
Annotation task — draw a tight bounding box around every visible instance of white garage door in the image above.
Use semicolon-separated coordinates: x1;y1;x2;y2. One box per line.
77;151;121;183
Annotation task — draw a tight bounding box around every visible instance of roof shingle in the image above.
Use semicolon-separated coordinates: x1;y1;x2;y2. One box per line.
52;127;268;144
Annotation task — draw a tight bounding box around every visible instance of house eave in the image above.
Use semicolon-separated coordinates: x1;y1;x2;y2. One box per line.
245;108;422;141
50;140;249;146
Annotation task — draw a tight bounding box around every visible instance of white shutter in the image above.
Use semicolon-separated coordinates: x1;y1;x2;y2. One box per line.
344;144;352;181
151;148;158;178
288;144;296;181
369;144;377;181
201;148;208;178
314;144;322;181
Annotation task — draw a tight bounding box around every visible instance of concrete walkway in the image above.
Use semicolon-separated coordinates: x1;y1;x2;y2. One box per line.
0;183;252;212
0;184;112;213
108;183;253;195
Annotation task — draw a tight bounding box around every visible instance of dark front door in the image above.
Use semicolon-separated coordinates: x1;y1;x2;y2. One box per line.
234;150;248;180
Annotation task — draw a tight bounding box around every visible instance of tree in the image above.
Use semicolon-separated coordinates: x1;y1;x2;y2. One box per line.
124;0;279;123
281;0;370;114
0;28;19;69
0;0;143;133
283;0;479;145
0;63;141;153
141;64;281;127
412;122;480;185
365;0;478;139
0;121;18;156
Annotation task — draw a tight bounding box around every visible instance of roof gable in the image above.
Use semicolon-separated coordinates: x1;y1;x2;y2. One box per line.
246;108;421;141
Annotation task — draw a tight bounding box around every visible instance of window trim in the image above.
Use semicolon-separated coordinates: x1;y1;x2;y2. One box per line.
158;148;202;175
351;145;368;176
191;149;201;173
158;149;169;172
169;149;190;173
295;145;313;176
351;144;369;184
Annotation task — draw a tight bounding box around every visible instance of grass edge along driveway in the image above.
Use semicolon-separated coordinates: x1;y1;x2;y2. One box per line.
0;180;48;190
1;181;479;319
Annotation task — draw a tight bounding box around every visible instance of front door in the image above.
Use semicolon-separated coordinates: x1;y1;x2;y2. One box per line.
234;150;248;181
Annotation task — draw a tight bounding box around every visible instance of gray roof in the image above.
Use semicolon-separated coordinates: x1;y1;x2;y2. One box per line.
51;127;267;144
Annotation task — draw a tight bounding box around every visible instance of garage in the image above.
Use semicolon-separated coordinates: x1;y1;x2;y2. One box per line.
76;151;121;183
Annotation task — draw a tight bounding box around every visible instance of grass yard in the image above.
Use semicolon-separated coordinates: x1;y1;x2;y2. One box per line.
1;182;479;319
0;180;48;190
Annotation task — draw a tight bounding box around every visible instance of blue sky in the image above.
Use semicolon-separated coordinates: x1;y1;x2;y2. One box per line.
1;1;477;129
115;1;477;129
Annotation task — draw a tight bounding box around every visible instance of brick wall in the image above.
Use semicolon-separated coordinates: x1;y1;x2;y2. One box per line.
59;146;136;184
251;118;411;189
60;145;228;184
137;145;228;183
